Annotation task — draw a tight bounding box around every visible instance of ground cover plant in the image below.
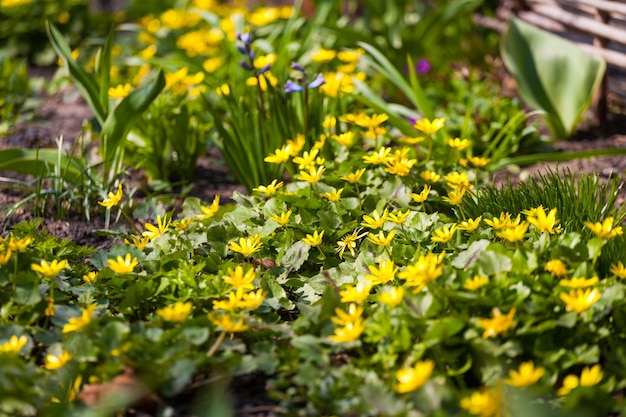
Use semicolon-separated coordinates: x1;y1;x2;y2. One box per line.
2;1;626;416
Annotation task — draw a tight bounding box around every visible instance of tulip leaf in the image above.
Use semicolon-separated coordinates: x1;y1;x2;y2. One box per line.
501;18;606;139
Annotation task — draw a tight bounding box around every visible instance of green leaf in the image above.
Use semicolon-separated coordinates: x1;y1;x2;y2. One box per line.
501;18;606;139
279;241;310;272
425;317;465;343
451;239;490;269
0;148;87;185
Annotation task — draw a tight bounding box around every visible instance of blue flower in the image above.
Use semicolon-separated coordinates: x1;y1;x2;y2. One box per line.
285;80;303;93
308;74;325;89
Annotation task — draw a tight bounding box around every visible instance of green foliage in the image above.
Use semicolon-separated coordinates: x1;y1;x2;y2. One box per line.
0;55;29;134
501;18;607;140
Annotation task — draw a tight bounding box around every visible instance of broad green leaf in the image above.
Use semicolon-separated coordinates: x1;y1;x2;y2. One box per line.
425;317;465;342
280;241;310;272
501;18;606;139
451;239;490;269
0;148;87;184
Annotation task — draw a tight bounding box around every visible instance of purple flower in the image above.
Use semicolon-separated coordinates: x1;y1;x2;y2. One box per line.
258;64;271;75
415;58;430;75
307;74;325;89
285;80;304;93
291;61;305;72
239;61;253;71
236;32;251;44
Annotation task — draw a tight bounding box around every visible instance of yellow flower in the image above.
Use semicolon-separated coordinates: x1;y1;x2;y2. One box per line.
378;286;404;307
420;170;441;183
384;153;416;176
107;254;138;275
98;184;123;209
504;361;545;387
544;259;567;277
464;275;489;291
336;229;366;259
264;145;292;164
209;313;249;333
444;171;471;189
408;185;430;203
395;360;435;393
286;134;306;156
312;48;336;63
340;168;366;184
485;212;520;230
557;365;603;396
413;117;445;134
142;214;171;241
477;307;516;339
399;252;445;293
156;301;192;323
223;266;256;290
431;224;457;244
559;276;599;288
31;259;69;278
398;136;425;145
125;234;150;250
269;210;292;226
527;206;560;234
0;335;28;354
340;281;373;303
328;319;365;343
172;217;194;231
337;48;364;63
331;303;364;326
108;84;132;99
253;180;284;196
203;57;222;72
83;271;98;284
496;222;529;242
322;188;343;202
199;195;220;219
297;166;325;184
446;137;471;151
389;210;411;225
44;350;73;370
460;387;500;417
45;298;55;316
442;189;465;206
302;230;324;247
610;261;626;278
0;249;11;265
62;304;96;333
458;216;482;232
467;155;491;168
365;259;397;285
253;53;276;70
229;234;262;257
239;288;266;310
292;150;319;170
363;147;392;165
361;209;389;229
585;217;623;238
332;131;357;147
2;0;32;7
367;230;397;247
559;288;601;313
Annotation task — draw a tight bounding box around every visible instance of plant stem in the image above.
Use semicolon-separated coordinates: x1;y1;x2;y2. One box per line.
207;331;226;357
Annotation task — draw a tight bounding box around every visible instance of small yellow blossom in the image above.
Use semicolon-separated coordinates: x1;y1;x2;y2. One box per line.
363;147;392;165
253;180;284;195
83;271;98;284
557;364;603;396
286;134;306;156
557;375;581;396
340;281;373;303
477;307;516;339
44;350;73;370
413;117;445;135
408;185;430;203
442;189;465;206
365;259;397;285
610;261;626;278
395;360;435;393
108;84;132;99
312;48;336;63
264;145;292;164
297;165;325;183
460;387;501;417
526;206;560;234
484;212;520;230
293;150;319;170
222;266;256;290
464;275;489;291
367;230;397;247
431;224;457;244
269;210;292;226
420;170;441;183
559;288;601;313
559;276;599;288
328;319;365;343
45;298;55;316
31;259;69;278
107;254;138;275
504;361;545;387
229;234;263;257
0;335;28;354
142;214;171;241
199;195;220;219
496;222;529;242
545;259;567;277
361;209;389;229
125;234;150;250
62;304;96;333
336;229;366;259
172;217;194;231
203;57;222;72
156;301;192;322
467;155;491;168
332;131;357;147
398;136;425;145
585;217;623;238
302;230;324;247
340;168;366;184
446;137;471;151
389;210;411;225
458;216;482;232
0;249;12;265
209;313;249;332
399;252;445;293
98;184;123;209
384;154;416;176
444;171;471;189
322;188;343;202
378;286;404;307
337;48;364;63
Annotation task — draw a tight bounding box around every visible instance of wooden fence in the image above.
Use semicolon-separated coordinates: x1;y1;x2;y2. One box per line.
474;0;626;119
